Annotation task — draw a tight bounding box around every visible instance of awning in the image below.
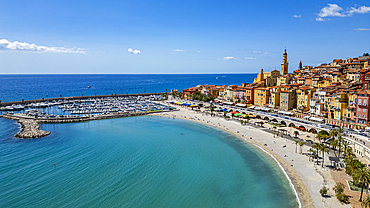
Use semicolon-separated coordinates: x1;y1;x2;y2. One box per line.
248;106;255;109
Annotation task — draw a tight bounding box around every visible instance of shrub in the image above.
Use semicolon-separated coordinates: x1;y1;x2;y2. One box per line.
320;186;328;196
333;182;345;194
336;192;347;203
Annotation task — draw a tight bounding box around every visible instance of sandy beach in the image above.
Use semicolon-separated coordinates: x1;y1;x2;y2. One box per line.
155;105;351;208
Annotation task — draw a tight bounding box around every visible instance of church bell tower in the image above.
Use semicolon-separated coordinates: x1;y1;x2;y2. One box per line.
281;49;289;75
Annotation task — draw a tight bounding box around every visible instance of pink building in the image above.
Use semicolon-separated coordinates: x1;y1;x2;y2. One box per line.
355;90;370;125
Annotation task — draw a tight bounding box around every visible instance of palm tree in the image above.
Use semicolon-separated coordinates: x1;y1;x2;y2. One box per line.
318;143;329;167
299;141;305;154
353;166;370;201
346;147;356;158
312;143;320;165
294;131;299;138
330;139;339;157
336;135;345;161
346;158;365;176
329;128;339;139
294;140;299;153
308;148;317;161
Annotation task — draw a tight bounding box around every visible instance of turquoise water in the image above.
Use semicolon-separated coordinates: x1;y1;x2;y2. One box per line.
0;116;298;207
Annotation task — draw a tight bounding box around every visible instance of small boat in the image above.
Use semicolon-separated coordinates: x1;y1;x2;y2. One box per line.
87;86;92;88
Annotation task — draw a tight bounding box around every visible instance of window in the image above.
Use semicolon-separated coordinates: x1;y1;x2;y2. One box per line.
364;109;366;113
363;115;365;118
359;108;361;112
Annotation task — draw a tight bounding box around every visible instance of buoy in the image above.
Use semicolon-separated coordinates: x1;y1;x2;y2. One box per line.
54;163;56;166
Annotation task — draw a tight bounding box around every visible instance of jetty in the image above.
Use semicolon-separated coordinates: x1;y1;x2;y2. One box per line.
15;119;50;139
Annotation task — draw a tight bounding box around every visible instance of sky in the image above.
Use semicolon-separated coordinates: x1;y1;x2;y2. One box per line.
0;0;369;74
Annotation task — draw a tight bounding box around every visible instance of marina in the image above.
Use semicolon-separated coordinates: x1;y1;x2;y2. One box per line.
0;94;173;117
0;94;176;139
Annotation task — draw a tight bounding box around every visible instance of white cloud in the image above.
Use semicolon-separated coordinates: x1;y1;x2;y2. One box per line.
348;5;370;15
197;51;200;53
253;50;269;54
172;49;186;52
317;4;346;18
128;48;141;54
245;57;256;60
221;57;235;60
316;4;370;21
0;39;86;54
354;28;370;31
293;15;301;18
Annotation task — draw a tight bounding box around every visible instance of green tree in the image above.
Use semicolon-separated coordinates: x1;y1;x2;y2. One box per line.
294;130;299;138
299;141;305;154
330;139;339;154
364;53;370;56
312;143;320;165
345;158;365;176
308;148;317;161
318;143;329;167
353;166;370;201
346;147;356;158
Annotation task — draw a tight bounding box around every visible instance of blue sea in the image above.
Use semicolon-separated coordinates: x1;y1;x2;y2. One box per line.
0;74;298;207
0;74;257;102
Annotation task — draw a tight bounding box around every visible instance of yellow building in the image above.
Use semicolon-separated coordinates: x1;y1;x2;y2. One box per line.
281;49;289;75
254;87;270;107
333;92;348;120
269;86;280;108
317;78;332;88
254;68;268;83
277;75;290;86
296;87;316;112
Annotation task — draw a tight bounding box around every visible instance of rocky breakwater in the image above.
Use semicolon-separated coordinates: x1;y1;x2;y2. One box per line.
15;119;50;139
